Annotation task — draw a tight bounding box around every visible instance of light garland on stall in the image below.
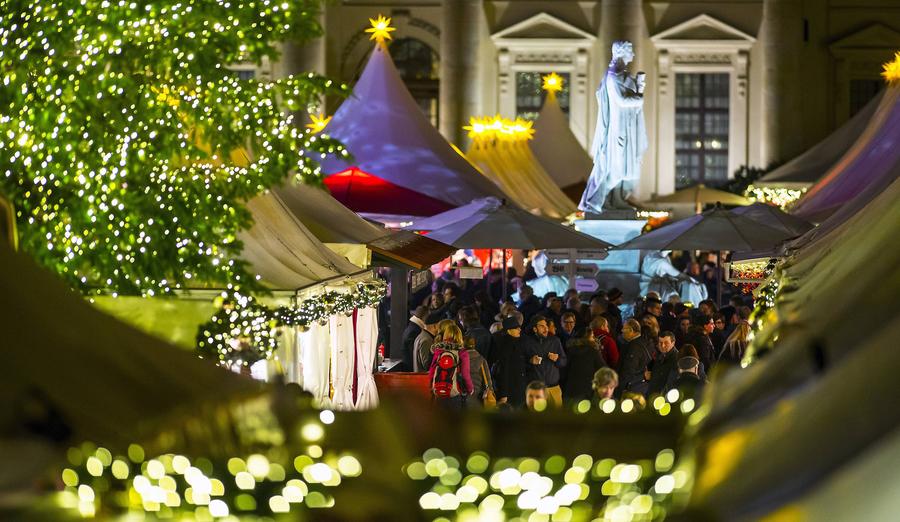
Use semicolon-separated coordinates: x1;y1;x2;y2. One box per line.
197;280;387;367
0;0;350;296
745;185;807;210
464;115;536;141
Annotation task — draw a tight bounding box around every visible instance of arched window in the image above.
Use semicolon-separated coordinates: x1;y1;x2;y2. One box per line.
390;38;440;126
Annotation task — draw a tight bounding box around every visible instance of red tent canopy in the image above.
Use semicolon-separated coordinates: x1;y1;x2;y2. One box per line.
323;168;454;217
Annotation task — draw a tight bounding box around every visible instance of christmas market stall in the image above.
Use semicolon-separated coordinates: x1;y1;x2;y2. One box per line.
317;17;506;224
529;73;593;204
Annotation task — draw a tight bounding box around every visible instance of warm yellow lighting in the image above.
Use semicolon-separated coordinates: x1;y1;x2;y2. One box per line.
464;115;535;140
882;51;900;85
305;113;331;133
542;72;563;93
366;15;396;43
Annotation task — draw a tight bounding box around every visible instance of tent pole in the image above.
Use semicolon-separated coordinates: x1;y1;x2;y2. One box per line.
716;250;722;308
502;248;508;304
389;268;409;361
486;248;493;302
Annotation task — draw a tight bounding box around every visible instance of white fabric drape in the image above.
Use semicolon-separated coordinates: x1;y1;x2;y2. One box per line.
300;322;332;404
354;307;380;410
329;313;357;411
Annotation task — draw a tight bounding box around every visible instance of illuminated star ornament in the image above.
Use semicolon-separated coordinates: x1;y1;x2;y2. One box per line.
882;51;900;85
542;72;564;94
306;113;332;134
365;15;396;44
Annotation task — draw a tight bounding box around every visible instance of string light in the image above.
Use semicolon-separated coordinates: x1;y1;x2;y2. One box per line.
745;185;807;210
0;0;350;296
305;113;332;134
464;116;536;141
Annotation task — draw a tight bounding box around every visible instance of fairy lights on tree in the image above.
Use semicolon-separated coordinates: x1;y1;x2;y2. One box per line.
0;0;349;295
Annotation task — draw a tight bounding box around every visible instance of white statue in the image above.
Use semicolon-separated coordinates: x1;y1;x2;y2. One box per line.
580;41;648;214
640;251;708;305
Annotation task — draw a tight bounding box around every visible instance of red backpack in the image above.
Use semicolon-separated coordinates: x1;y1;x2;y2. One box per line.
431;349;461;398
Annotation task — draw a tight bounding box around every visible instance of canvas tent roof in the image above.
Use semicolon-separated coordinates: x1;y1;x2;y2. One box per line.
239;192;366;290
271;182;455;270
684;174;900;518
530;91;591;201
791;85;900;221
319;43;505;216
758;89;883;186
465;118;577;219
0;241;262;445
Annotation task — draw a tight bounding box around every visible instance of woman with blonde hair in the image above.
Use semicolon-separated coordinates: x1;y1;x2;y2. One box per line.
719;321;751;364
428;323;473;409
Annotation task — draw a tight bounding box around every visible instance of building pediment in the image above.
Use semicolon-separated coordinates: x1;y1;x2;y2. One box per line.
830;23;900;51
492;12;595;44
651;14;755;49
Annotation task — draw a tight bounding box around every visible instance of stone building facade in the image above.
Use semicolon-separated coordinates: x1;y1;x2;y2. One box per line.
259;0;900;200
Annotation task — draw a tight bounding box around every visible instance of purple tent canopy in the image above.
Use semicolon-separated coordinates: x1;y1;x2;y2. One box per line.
759;90;883;186
792;86;900;222
405;197;612;250
320;44;505;213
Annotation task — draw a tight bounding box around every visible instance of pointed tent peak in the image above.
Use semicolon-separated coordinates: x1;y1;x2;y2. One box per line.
531;88;592;195
542;72;564;94
366;14;396;45
319;33;506;212
883;51;900;85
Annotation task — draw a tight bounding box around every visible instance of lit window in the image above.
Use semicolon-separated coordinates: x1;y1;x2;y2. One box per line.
515;72;570;121
675;73;729;188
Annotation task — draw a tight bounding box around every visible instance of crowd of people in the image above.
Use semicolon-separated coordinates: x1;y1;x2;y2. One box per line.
398;276;754;411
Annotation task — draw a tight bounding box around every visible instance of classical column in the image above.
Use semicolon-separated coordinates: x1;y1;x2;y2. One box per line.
440;0;483;145
761;0;803;165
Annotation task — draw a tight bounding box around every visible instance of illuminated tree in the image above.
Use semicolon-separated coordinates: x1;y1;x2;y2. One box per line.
0;0;348;295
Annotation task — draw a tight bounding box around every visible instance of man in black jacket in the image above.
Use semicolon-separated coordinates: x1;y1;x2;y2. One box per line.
619;319;653;395
647;331;679;397
493;317;528;408
521;315;567;407
459;305;491;359
685;314;717;372
400;306;428;371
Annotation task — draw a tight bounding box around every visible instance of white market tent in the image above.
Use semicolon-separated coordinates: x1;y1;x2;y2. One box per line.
758;90;883;187
0;240;263;446
530;88;592;202
465;116;577;219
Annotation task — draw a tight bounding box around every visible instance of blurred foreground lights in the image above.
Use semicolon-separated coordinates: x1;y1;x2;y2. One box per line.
420;491;441;510
301;422;325;442
246;454;270;479
610;464;642;484
620;399;634;413
235;471;255;490
666;389;680;403
337;455;363;477
208;499;229;517
319;410;335;425
600;399;616;413
680;398;696;413
269;495;290;513
654;474;675;495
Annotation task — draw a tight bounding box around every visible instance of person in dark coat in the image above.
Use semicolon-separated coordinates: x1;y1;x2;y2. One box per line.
685;314;717;371
441;282;464;321
673;355;705;401
606;288;625;337
400;306;428;371
493;317;528;408
521;315;568;407
562;328;607;403
646;331;679;397
465;336;495;408
517;285;543;326
618;319;654;395
459;305;492;360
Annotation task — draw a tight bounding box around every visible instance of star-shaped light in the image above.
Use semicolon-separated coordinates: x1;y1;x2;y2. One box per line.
305;113;331;133
542;72;564;93
366;15;396;44
882;51;900;85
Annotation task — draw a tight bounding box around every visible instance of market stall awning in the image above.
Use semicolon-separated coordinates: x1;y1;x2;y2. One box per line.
758;89;883;186
791;84;900;222
645;183;751;214
406;197;611;250
272;182;454;270
319;42;506;216
0;241;263;445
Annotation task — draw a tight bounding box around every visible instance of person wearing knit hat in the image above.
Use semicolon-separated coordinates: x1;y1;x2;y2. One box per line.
606;288;624;336
492;314;528;408
673;354;704;401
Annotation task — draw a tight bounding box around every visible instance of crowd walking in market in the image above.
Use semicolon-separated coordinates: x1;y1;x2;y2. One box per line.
388;256;753;410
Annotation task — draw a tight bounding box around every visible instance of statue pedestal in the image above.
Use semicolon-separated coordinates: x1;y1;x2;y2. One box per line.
572;217;646;300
